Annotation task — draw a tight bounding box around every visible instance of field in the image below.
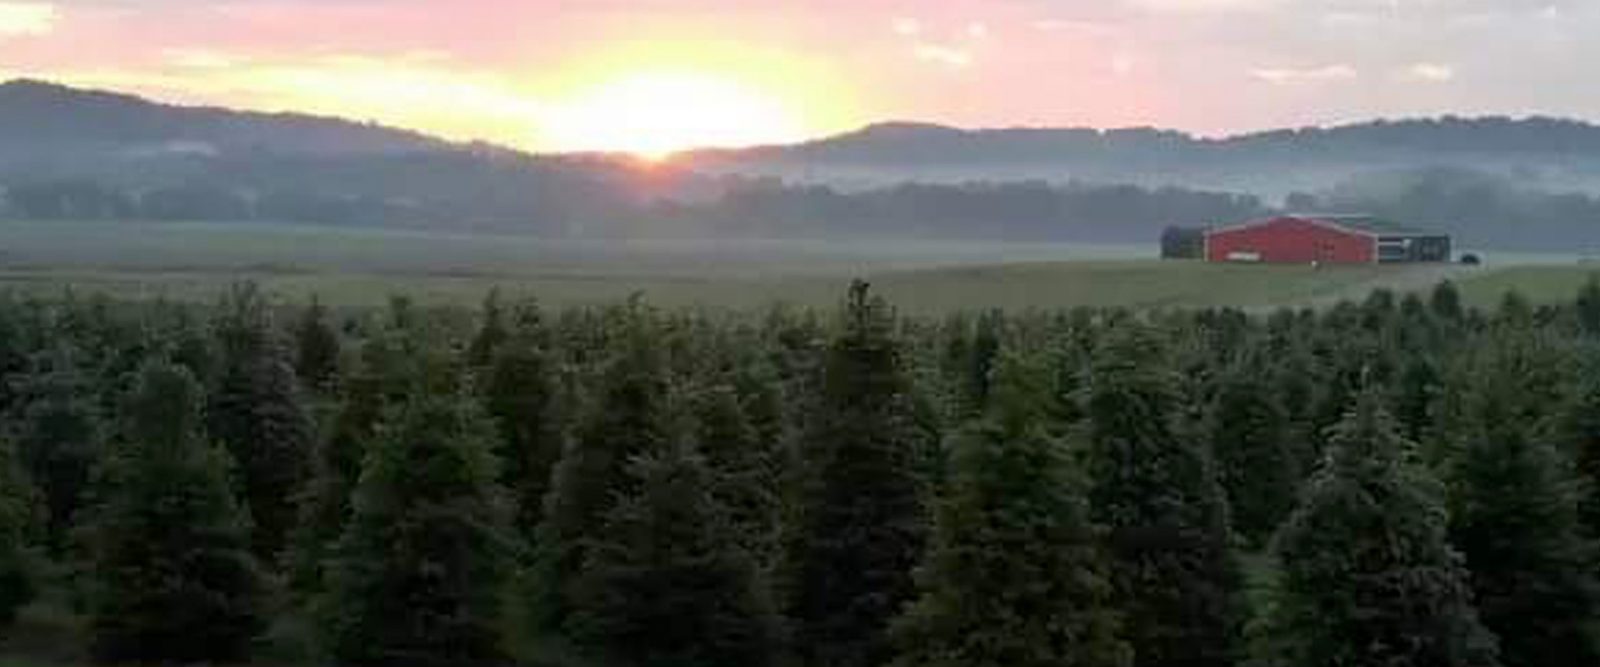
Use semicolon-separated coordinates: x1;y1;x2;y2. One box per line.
0;220;1594;313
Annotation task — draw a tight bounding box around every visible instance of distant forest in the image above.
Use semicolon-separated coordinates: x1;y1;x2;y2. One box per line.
5;280;1600;666
5;167;1600;249
5;79;1600;250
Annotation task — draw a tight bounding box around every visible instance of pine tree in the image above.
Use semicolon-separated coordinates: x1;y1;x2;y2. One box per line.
1432;280;1465;322
782;281;926;667
295;297;342;393
1208;364;1301;548
1577;274;1600;337
87;361;264;664
1259;391;1499;667
1557;355;1600;540
693;381;784;570
1446;365;1600;667
9;344;102;549
892;355;1128;667
209;283;315;560
568;444;781;667
481;301;563;537
531;313;671;638
469;288;510;369
321;390;513;667
1081;324;1239;667
0;435;37;629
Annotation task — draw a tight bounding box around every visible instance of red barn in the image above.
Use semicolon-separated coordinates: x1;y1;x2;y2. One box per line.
1202;215;1452;265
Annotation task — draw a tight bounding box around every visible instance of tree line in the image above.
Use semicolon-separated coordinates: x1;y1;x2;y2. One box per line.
0;175;1269;242
3;278;1600;667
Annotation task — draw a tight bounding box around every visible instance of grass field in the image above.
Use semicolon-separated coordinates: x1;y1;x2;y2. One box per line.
0;220;1593;312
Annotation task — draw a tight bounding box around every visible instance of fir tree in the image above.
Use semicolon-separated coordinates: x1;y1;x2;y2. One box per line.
568;444;781;667
1081;324;1239;667
531;313;671;639
0;435;37;629
9;344;102;549
480;301;563;536
1446;365;1600;667
1432;280;1465;322
321;390;513;667
1259;391;1499;667
1577;275;1600;337
693;381;784;570
468;288;510;369
892;355;1128;667
294;297;342;393
782;281;926;667
87;361;264;664
1208;364;1301;548
1557;355;1600;540
209;284;315;560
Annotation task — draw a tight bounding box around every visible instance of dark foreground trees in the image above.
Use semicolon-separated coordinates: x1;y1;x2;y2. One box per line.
0;435;35;629
892;356;1128;667
568;444;781;667
1082;325;1240;667
782;281;927;667
86;361;264;664
320;390;513;667
1259;391;1499;667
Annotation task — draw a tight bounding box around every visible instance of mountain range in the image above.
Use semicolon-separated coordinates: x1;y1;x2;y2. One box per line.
2;79;1599;249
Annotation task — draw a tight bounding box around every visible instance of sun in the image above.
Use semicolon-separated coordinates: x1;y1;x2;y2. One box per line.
540;71;811;159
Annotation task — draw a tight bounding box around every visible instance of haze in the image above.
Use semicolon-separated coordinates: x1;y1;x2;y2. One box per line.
2;0;1596;156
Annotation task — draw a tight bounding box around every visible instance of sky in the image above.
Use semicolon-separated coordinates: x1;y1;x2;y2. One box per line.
1;0;1596;156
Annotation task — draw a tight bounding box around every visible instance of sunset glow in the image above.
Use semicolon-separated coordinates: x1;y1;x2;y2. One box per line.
1;1;1597;152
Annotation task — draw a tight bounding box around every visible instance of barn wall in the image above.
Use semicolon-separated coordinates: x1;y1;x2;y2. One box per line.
1205;217;1375;264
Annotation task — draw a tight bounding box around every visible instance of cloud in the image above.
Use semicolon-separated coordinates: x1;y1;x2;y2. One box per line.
0;2;56;36
891;16;921;36
1251;63;1358;85
1396;62;1455;82
1126;0;1282;13
912;43;973;68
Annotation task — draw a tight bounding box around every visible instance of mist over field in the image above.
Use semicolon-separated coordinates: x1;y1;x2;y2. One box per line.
3;80;1599;254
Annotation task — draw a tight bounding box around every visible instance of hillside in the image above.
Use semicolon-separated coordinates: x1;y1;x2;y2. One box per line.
684;117;1600;197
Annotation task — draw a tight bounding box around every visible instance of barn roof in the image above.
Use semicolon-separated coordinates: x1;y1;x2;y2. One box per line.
1207;214;1438;238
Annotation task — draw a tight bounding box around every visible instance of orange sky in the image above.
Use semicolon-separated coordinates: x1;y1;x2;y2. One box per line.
2;1;1597;156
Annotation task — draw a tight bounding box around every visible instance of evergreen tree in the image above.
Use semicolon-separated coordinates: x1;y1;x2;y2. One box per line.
892;355;1128;667
209;284;315;559
568;444;781;667
87;361;264;664
1208;364;1300;548
0;435;37;629
481;301;563;536
782;281;926;667
321;390;512;667
1577;275;1600;337
1446;367;1600;667
531;312;671;639
693;381;784;570
9;344;102;549
294;297;342;393
469;288;510;369
1259;391;1499;667
1081;324;1239;667
1432;280;1465;322
1557;356;1600;541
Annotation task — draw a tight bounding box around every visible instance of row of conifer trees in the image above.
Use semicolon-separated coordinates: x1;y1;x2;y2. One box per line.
3;278;1600;667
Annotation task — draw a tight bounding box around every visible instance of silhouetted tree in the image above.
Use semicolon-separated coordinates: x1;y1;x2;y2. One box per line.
87;362;264;664
209;284;314;560
1081;324;1239;667
782;281;926;667
1258;391;1499;667
294;297;342;393
0;435;37;629
321;390;512;667
568;444;781;667
892;355;1128;667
